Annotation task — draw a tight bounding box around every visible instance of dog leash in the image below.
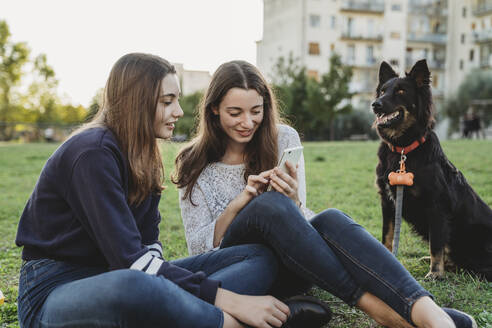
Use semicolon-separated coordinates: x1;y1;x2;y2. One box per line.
388;150;414;257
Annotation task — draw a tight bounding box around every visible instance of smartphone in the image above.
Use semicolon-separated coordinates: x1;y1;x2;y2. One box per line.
267;146;304;191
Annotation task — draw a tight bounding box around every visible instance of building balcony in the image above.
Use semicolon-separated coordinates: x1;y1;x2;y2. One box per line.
341;31;383;42
472;2;492;16
407;32;447;45
408;3;448;16
480;58;491;69
472;30;492;43
340;0;385;14
405;57;445;69
343;57;380;69
350;82;376;94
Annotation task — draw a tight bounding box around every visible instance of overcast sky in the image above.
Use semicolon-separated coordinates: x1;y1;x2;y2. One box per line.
2;0;263;107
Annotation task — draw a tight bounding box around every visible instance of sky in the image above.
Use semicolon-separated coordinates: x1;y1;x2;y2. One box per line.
1;0;264;107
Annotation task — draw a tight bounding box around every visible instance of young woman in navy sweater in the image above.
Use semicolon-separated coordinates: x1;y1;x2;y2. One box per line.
15;53;331;328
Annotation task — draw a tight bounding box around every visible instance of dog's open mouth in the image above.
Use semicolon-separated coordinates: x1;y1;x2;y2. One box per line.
375;109;404;127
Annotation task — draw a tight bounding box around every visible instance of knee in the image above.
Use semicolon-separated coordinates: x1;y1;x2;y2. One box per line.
250;192;299;222
102;270;153;306
311;208;355;236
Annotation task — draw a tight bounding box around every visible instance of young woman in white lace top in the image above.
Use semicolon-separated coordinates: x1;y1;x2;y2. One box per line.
173;60;476;328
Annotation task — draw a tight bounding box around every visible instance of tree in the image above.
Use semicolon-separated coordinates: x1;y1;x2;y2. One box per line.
308;54;353;140
176;91;203;138
86;88;104;121
23;54;61;124
443;69;492;133
271;53;353;140
271;53;313;138
0;20;30;140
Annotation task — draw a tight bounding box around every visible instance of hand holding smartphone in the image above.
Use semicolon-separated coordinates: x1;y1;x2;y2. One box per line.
267;146;303;191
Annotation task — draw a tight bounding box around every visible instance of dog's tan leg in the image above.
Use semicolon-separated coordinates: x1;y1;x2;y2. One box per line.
383;220;394;252
426;248;445;279
444;245;456;271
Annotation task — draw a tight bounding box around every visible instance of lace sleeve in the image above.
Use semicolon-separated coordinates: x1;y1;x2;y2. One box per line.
179;186;217;256
278;125;309;214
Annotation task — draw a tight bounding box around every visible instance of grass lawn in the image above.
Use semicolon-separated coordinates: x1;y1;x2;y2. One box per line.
1;140;492;327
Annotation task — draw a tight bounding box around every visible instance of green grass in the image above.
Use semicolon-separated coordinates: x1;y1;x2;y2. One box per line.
1;140;492;327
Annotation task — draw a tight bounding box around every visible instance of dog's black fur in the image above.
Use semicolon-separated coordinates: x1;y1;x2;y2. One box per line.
372;59;492;280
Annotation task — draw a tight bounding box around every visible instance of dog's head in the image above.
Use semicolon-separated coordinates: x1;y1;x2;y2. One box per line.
372;60;435;143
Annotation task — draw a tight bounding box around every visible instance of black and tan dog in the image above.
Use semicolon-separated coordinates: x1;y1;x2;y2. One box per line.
372;59;492;280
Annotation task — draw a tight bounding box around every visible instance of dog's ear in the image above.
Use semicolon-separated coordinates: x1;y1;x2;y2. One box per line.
408;60;431;87
378;61;398;86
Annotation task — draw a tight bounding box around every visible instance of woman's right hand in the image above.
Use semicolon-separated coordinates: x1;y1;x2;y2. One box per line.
241;170;272;200
215;289;290;328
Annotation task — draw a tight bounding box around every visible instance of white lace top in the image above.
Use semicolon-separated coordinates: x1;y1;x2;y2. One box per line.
179;124;315;256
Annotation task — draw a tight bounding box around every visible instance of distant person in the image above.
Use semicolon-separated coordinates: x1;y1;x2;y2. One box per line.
463;107;484;139
174;60;477;328
15;53;329;328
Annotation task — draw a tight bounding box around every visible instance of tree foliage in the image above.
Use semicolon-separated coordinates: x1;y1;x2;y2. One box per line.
0;20;30;139
0;20;87;141
271;53;354;140
443;69;492;133
176;91;203;138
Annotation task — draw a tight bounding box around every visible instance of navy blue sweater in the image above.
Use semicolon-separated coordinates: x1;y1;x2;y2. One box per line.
16;127;220;304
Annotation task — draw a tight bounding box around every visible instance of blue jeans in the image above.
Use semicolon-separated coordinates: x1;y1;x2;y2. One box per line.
220;192;432;324
18;244;278;328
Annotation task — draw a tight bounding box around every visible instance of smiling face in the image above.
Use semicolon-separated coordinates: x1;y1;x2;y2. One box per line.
154;74;184;139
372;60;431;140
212;87;264;149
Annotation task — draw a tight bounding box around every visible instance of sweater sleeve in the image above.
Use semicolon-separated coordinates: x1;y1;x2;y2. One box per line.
179;185;217;256
278;125;315;219
67;148;220;304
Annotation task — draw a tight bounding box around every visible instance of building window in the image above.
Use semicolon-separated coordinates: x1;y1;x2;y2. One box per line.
308;42;320;55
461;34;465;44
462;7;467;18
330;43;335;51
366;45;374;64
347;45;355;64
432;74;438;88
433;22;440;33
460;59;464;70
330;16;336;29
390;32;401;39
470;49;475;61
471;22;476;30
310;14;321;28
391;3;402;11
307;70;319;80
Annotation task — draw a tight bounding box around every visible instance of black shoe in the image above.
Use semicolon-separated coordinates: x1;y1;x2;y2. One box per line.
282;295;332;328
442;308;477;328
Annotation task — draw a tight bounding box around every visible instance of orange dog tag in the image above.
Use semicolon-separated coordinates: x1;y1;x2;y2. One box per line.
388;171;414;186
388;152;414;186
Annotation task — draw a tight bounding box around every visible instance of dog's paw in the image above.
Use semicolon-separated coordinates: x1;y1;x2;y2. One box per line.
425;270;445;280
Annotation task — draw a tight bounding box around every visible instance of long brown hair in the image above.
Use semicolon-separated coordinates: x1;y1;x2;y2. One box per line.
73;53;176;204
173;60;282;202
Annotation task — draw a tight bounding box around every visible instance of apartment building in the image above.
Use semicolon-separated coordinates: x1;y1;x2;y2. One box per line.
446;0;492;97
256;0;492;114
173;63;212;95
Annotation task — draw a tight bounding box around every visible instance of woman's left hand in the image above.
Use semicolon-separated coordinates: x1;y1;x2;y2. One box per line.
269;161;301;206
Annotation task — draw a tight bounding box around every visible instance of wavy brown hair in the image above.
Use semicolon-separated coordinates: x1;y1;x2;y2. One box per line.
173;60;282;202
72;53;175;204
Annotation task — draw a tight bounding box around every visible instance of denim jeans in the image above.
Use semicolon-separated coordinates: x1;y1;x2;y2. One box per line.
17;244;278;328
220;191;432;324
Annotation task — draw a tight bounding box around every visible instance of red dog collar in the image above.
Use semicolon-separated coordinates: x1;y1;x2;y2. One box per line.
388;136;426;155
